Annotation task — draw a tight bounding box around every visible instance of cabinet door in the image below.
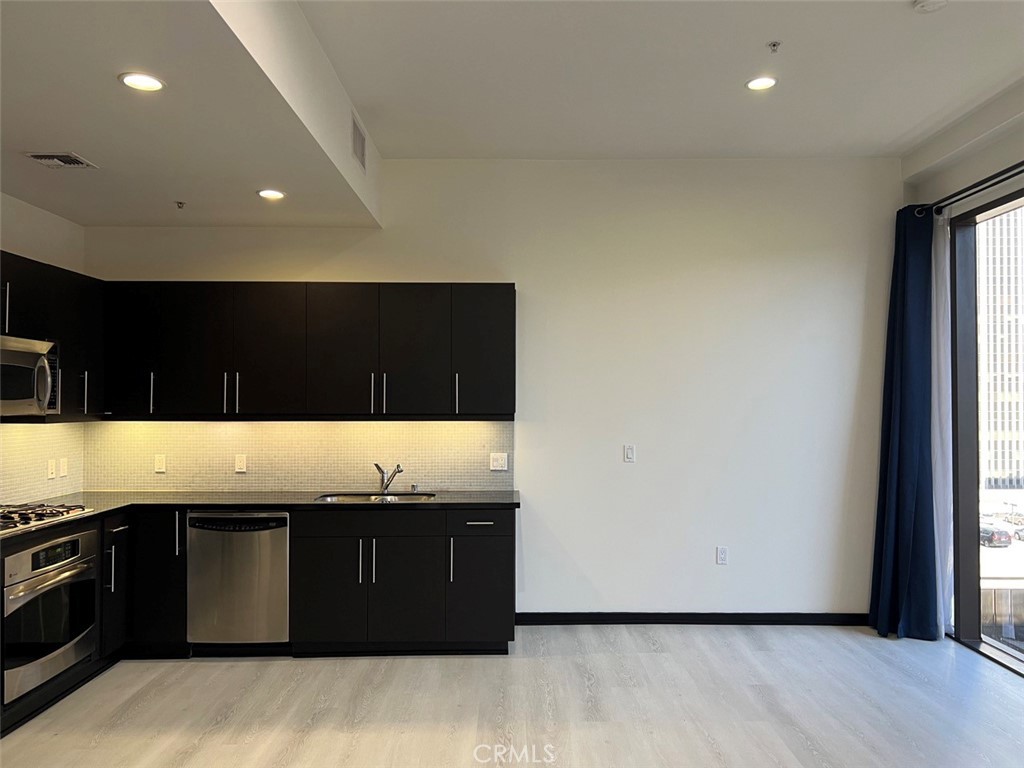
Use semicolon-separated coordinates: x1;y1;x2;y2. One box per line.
81;274;105;418
104;282;159;416
368;536;445;642
379;284;452;415
129;508;188;655
100;514;131;657
452;284;516;416
233;283;306;414
0;251;52;340
291;537;367;643
152;283;233;415
306;283;379;415
446;536;515;641
54;270;105;420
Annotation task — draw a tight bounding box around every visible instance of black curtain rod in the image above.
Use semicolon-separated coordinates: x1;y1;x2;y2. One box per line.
915;159;1024;217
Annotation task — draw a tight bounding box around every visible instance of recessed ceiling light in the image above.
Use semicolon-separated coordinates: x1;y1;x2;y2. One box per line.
258;189;285;201
118;72;165;92
746;77;777;91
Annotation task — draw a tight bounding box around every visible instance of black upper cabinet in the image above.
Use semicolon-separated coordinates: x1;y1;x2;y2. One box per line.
152;283;234;415
452;284;516;415
1;251;52;340
380;284;452;415
306;283;379;415
1;252;106;421
233;283;306;414
368;536;446;642
104;282;158;416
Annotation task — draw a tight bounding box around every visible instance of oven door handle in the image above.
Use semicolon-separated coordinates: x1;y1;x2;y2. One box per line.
4;561;94;617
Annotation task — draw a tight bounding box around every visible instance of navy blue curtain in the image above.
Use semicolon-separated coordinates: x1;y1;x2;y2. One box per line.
869;206;940;640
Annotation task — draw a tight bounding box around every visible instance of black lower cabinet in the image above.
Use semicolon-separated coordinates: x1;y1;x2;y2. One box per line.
128;508;188;656
291;537;368;644
368;536;446;642
446;536;515;642
100;513;131;657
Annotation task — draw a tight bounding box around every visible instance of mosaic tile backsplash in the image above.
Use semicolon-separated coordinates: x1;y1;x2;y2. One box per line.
0;423;86;502
84;421;514;492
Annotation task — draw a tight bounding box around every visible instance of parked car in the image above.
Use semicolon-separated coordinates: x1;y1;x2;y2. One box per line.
1014;526;1024;541
980;525;1012;547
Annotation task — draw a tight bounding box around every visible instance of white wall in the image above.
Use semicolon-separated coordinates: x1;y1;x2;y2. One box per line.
1;193;86;272
86;158;902;612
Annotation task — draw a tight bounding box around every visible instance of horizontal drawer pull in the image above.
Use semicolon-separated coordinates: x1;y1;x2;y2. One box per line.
465;521;495;526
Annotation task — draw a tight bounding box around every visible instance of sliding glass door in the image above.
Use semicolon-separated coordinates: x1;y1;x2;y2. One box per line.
952;189;1024;660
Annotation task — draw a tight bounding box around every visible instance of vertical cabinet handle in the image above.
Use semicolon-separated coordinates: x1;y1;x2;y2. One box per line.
450;537;454;583
372;538;376;584
149;372;155;414
223;372;228;414
83;370;89;415
109;544;117;593
358;538;363;584
175;511;180;556
370;372;375;415
56;368;62;412
382;373;387;415
235;373;240;414
455;373;459;415
4;281;9;333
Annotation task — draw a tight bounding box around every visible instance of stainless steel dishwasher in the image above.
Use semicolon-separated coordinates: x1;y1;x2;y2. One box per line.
186;511;289;643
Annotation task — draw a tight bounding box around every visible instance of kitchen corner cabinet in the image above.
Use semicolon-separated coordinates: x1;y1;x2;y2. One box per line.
1;251;105;422
100;513;131;657
128;508;188;657
452;283;516;416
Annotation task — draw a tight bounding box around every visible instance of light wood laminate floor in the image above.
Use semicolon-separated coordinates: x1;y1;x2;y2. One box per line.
1;626;1022;768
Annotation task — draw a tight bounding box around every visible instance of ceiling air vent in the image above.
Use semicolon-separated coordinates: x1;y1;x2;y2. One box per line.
352;117;366;172
24;152;98;169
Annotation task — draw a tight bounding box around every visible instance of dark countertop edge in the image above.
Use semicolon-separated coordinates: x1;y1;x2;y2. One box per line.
0;491;520;540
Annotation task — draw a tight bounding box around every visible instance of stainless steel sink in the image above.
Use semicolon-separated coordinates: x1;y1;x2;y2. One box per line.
314;492;437;504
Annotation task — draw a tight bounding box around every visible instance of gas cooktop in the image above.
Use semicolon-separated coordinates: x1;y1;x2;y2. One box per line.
0;504;92;533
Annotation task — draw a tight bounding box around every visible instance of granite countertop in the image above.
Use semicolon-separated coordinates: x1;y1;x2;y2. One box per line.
0;490;520;540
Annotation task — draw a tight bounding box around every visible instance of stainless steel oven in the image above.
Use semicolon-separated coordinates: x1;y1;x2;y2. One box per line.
0;335;60;416
3;530;97;704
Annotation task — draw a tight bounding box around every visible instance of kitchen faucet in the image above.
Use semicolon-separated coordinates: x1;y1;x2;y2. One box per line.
374;463;403;493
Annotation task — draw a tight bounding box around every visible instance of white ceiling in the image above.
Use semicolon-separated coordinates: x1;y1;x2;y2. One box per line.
0;1;377;227
301;0;1024;159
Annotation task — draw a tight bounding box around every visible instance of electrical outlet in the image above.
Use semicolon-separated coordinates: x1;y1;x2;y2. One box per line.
235;454;247;474
47;459;56;480
623;444;636;463
716;546;729;565
490;452;508;471
59;457;68;477
154;454;166;474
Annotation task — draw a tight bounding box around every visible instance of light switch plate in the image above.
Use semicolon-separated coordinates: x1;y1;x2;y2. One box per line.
59;457;68;477
490;452;508;471
235;454;247;473
154;454;166;474
47;459;56;480
624;444;636;463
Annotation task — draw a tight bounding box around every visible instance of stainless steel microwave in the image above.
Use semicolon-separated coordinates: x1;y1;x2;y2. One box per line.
0;335;60;416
